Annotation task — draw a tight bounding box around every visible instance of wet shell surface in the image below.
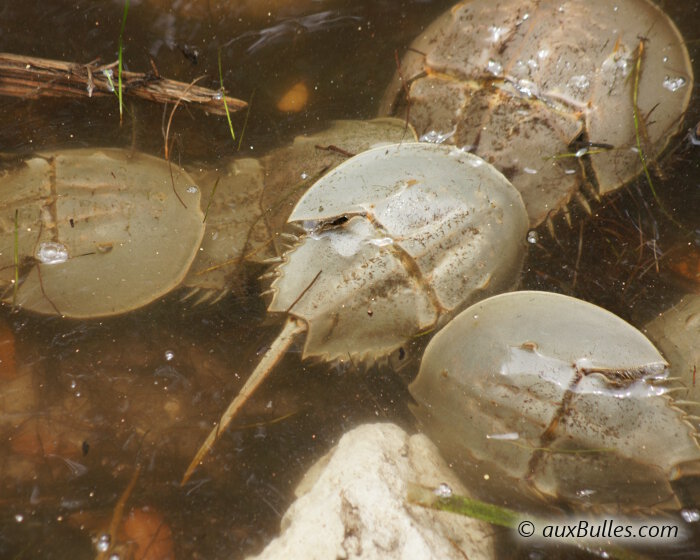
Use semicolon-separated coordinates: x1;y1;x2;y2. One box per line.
379;0;693;227
183;141;529;482
181;118;413;302
268;142;529;362
0;120;410;315
410;291;700;511
248;117;415;263
0;148;204;318
645;294;700;407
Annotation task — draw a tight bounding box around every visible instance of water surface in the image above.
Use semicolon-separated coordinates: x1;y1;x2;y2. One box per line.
0;1;698;558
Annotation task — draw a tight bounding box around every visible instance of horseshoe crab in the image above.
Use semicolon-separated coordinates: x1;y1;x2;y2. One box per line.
645;294;700;408
0;148;204;318
410;291;700;512
379;0;693;229
181;118;413;303
0;119;410;315
182;142;529;482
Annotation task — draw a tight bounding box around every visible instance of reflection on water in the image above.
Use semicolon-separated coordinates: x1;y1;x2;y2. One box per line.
0;0;699;558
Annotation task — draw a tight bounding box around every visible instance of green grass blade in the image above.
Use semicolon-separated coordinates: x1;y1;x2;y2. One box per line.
406;482;520;528
218;48;236;144
118;0;130;124
407;483;654;560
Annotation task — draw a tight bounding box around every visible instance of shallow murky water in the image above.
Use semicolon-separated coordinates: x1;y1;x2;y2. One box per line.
0;1;698;558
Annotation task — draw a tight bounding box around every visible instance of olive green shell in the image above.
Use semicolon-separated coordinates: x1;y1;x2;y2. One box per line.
0;148;204;317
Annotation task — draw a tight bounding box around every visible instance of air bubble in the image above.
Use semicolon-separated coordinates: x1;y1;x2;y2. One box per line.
486;59;503;76
663;76;686;92
368;237;393;247
486;432;519;440
434;483;453;498
488;25;506;43
690;127;700;147
102;69;114;92
14;514;23;523
36;242;69;264
681;509;700;523
527;231;538;244
96;533;111;552
186;185;199;194
420;129;455;144
164;350;174;361
568;74;590;91
300;172;308;180
514;78;538;98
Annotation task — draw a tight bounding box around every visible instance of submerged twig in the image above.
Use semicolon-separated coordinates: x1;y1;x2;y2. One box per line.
314;144;356;158
0;52;247;115
285;270;321;314
96;466;140;560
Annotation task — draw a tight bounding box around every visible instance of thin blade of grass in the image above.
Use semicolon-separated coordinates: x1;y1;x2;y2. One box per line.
12;209;18;306
202;176;220;223
631;40;680;227
163;76;205;160
118;0;130;124
406;482;520;528
104;69;116;94
632;42;655;198
407;483;654;560
546;147;609;161
218;47;236;144
237;89;255;151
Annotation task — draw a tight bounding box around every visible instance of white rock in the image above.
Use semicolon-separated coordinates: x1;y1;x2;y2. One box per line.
248;423;494;560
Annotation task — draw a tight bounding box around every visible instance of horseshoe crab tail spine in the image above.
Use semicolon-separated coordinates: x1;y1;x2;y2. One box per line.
181;318;306;485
